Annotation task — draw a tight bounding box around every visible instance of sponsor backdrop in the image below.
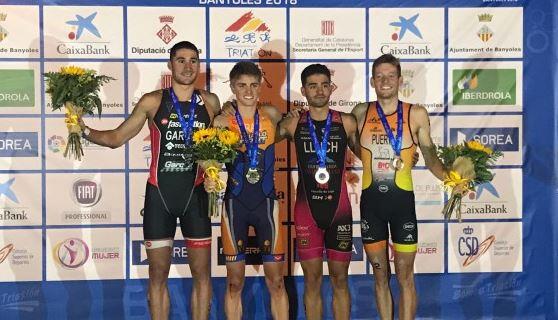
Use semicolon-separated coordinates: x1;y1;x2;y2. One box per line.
0;0;556;319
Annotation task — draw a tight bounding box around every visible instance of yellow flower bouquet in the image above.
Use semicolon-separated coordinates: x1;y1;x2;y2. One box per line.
438;140;503;221
44;66;114;160
192;127;240;218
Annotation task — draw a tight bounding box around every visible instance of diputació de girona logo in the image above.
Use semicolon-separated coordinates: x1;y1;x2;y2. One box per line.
53;238;89;269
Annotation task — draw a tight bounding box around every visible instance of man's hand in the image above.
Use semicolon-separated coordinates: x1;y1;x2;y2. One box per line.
203;177;218;193
452;183;470;197
285;106;305;118
221;101;236;116
412;152;420;167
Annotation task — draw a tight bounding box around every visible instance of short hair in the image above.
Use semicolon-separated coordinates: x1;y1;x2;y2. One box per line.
301;64;331;86
169;41;199;59
229;61;262;83
372;54;401;77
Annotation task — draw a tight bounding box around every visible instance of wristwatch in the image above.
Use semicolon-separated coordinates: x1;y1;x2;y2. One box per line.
82;126;91;138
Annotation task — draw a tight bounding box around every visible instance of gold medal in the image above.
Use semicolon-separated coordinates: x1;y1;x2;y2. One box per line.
389;157;404;171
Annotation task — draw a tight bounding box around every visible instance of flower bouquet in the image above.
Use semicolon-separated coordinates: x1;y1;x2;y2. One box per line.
44;66;114;160
438;140;503;222
192;127;240;218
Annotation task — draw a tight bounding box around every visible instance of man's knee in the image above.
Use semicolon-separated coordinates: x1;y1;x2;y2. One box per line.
190;262;211;282
149;264;170;285
304;272;323;290
227;275;245;293
329;272;349;291
396;270;415;289
265;274;285;294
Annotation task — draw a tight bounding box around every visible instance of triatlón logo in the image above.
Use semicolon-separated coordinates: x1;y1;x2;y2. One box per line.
226;11;270;32
157;15;177;44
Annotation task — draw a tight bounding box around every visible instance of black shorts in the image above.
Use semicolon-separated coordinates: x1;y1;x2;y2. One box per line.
143;182;211;241
360;187;417;247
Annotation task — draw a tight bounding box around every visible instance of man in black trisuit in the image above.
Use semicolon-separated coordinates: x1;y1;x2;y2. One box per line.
80;41;220;320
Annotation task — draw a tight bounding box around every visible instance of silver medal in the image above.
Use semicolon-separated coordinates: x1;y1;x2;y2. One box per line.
246;168;261;184
315;167;330;184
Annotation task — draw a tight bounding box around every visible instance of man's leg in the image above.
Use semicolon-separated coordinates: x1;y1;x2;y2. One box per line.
263;261;288;320
327;260;351;320
364;241;393;320
300;258;324;320
187;245;212;320
224;261;246;320
394;250;417;320
145;241;173;320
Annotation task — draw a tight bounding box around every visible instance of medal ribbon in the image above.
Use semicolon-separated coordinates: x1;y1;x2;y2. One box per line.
170;88;197;146
233;101;259;169
376;101;403;159
307;110;332;169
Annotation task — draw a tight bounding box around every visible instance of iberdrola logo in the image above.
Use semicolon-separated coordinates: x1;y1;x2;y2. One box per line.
457;73;478;90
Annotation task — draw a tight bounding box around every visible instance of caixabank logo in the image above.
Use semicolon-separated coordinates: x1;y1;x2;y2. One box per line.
0;69;34;107
453;68;516;105
44;7;123;58
449;127;519;153
59;12;110;55
0;177;30;223
131;240;188;265
371;9;443;59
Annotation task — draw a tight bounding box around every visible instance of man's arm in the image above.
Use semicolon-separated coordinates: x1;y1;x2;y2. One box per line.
341;113;361;159
261;105;288;143
82;91;159;149
412;106;447;181
276;115;297;142
350;102;369;132
200;90;221;118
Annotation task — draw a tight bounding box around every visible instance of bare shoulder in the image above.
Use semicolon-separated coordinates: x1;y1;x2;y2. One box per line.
410;104;429;122
199;89;220;112
351;102;369;117
136;89;163;114
340;111;357;130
